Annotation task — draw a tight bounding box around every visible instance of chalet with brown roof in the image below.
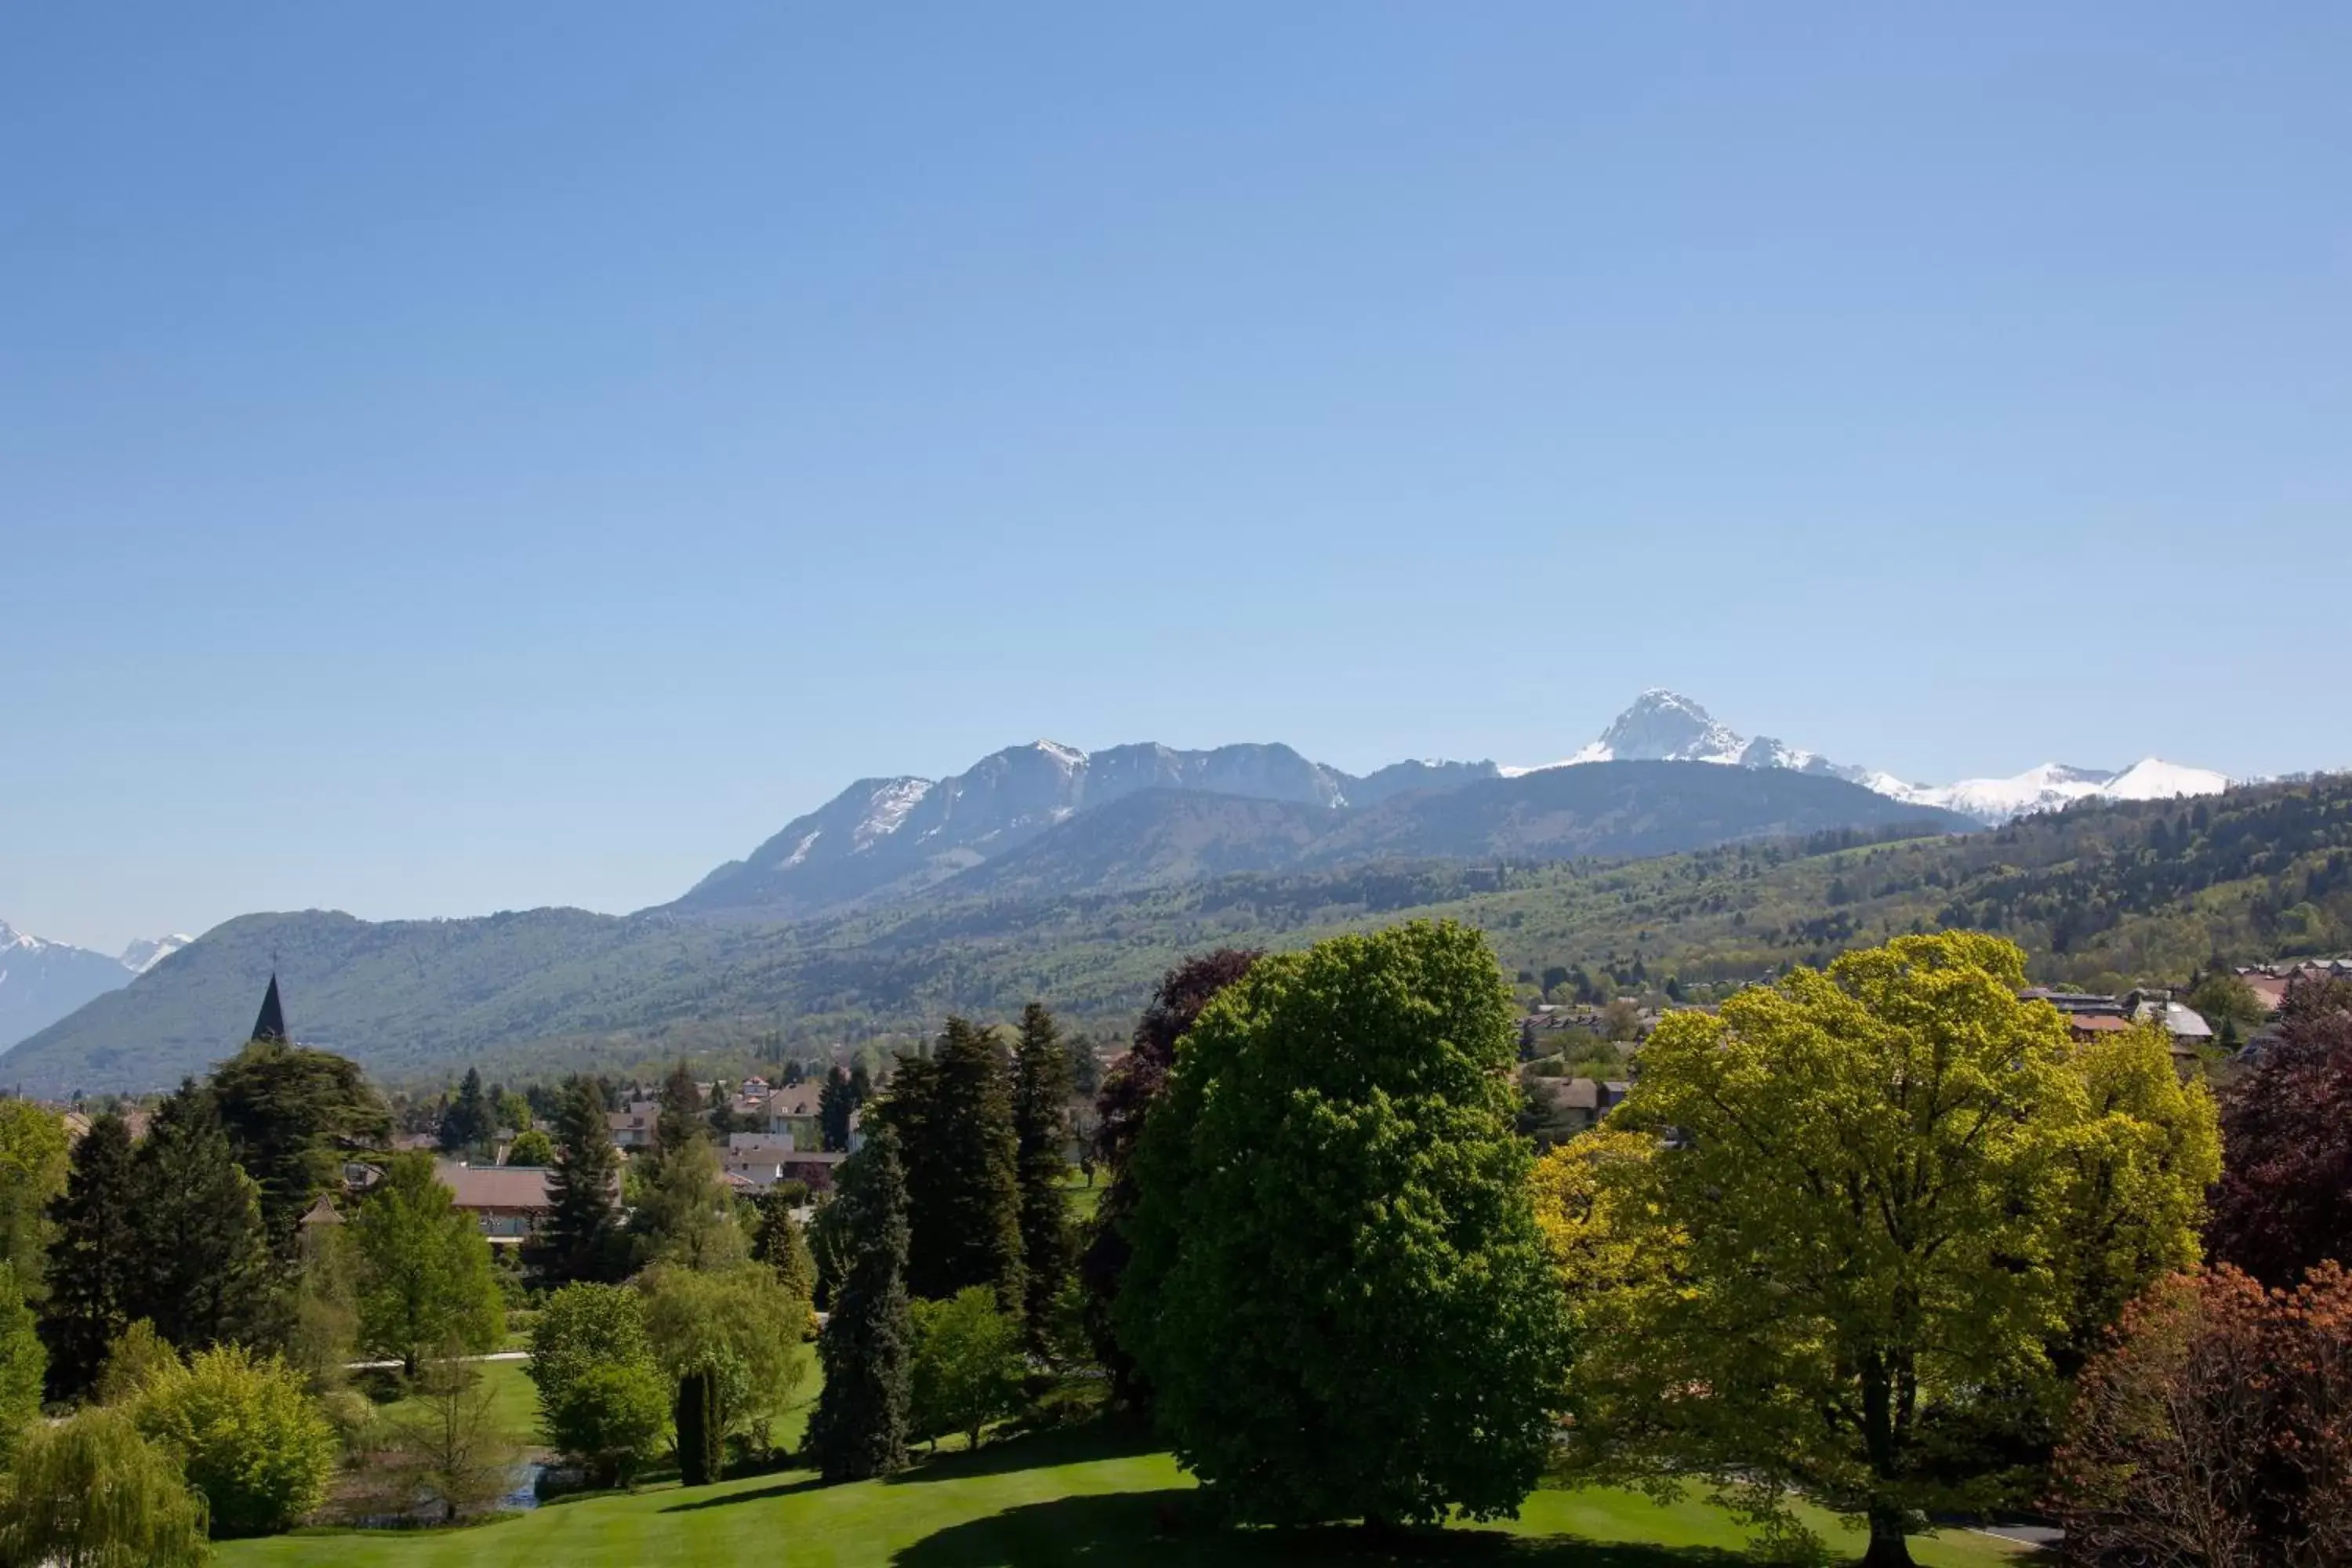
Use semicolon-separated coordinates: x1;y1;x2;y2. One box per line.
435;1160;554;1244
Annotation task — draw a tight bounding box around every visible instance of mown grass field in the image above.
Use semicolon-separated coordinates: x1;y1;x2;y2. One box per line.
223;1422;2030;1568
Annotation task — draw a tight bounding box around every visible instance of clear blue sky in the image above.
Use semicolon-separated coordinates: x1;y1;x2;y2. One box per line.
5;4;2347;953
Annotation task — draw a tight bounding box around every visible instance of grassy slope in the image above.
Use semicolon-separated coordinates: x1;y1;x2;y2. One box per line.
221;1425;2027;1568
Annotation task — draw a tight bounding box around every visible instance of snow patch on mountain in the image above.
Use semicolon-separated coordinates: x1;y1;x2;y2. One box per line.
851;779;934;851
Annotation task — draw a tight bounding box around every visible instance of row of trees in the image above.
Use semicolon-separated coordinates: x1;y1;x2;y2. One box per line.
0;1027;526;1553
801;1004;1075;1479
1029;925;2339;1564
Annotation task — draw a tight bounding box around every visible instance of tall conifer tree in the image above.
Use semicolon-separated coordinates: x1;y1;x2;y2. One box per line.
808;1127;913;1482
127;1080;272;1352
40;1112;138;1402
1013;1003;1074;1356
438;1068;492;1153
653;1061;706;1167
527;1076;626;1285
882;1019;1022;1316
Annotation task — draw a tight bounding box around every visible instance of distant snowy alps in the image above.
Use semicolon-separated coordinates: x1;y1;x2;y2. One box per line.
1508;690;2230;825
0;922;191;1050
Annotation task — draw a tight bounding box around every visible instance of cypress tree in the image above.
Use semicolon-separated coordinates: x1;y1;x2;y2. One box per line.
883;1019;1022;1316
817;1067;855;1152
1013;1003;1075;1356
40;1112;138;1402
527;1076;626;1285
807;1127;912;1482
675;1366;721;1486
126;1080;273;1352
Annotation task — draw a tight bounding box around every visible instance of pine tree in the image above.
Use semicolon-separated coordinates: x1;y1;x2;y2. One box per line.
527;1076;626;1286
807;1127;913;1482
1013;1003;1075;1356
438;1069;492;1154
127;1080;273;1352
654;1061;705;1160
39;1112;138;1402
881;1018;1022;1317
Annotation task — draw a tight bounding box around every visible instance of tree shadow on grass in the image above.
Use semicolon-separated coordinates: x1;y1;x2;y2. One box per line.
891;1489;1759;1568
660;1473;829;1514
884;1418;1169;1486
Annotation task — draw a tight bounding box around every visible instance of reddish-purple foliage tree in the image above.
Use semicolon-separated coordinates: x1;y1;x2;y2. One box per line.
2209;975;2352;1288
1078;949;1258;1403
2053;1263;2352;1565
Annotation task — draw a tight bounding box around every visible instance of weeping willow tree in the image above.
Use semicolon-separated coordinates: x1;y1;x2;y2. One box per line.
0;1405;210;1566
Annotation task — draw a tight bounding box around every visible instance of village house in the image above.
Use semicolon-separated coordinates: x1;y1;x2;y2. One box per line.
750;1084;823;1147
607;1099;659;1150
434;1160;554;1243
2020;986;2213;1073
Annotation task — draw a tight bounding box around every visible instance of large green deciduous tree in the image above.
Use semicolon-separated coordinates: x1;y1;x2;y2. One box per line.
909;1286;1025;1453
1573;932;2219;1567
807;1127;913;1482
636;1263;811;1459
1012;1002;1074;1357
350;1152;503;1377
1116;921;1568;1526
527;1283;668;1486
1082;948;1259;1404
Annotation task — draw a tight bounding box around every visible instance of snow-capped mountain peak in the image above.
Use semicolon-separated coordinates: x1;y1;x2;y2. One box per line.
119;935;191;974
1514;693;2233;824
0;922;193;1051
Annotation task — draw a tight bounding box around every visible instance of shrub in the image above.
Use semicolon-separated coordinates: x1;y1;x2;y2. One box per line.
135;1344;337;1537
545;1362;669;1488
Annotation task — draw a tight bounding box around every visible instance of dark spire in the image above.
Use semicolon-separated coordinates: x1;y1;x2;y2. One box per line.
252;974;288;1044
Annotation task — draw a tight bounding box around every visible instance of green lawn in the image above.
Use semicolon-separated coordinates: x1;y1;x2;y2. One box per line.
222;1422;2031;1567
365;1358;542;1451
1059;1169;1104;1225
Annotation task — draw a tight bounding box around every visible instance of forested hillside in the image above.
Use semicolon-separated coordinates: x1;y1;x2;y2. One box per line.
9;776;2346;1095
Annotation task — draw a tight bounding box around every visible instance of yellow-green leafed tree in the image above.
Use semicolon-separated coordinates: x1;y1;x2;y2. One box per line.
1566;932;2216;1568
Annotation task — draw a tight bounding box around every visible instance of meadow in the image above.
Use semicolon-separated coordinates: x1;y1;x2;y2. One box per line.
222;1421;2030;1568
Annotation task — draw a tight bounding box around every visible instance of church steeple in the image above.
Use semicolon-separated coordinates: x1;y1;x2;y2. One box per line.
252;974;289;1044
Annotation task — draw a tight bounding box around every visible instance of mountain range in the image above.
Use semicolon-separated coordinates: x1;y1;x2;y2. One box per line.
671;690;2228;920
0;689;2248;1090
0;924;190;1051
